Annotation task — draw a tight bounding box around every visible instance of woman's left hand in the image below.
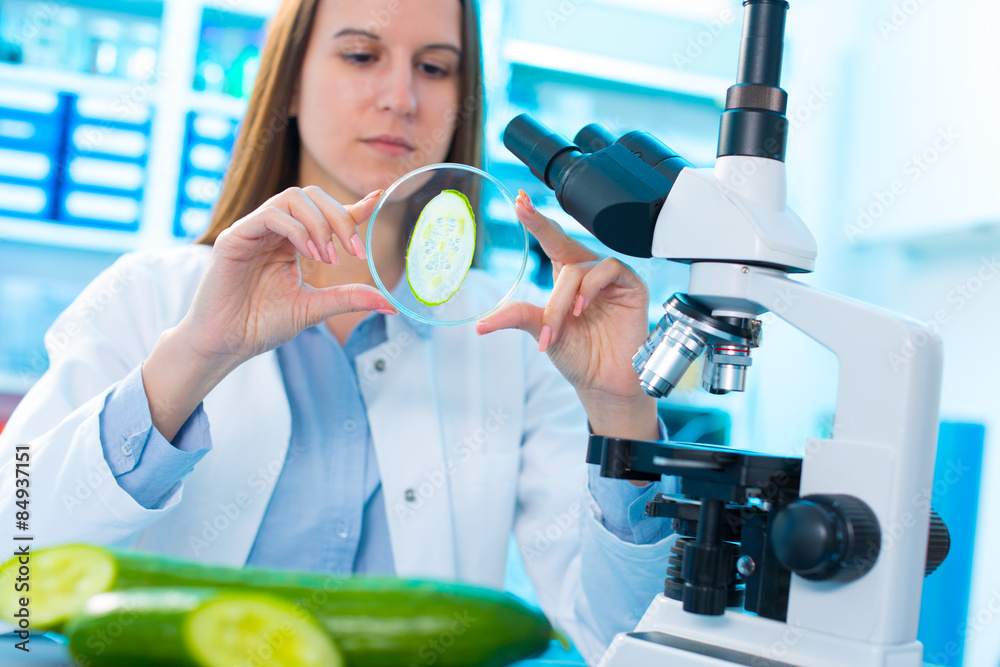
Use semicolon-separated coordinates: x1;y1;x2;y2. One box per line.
476;191;659;441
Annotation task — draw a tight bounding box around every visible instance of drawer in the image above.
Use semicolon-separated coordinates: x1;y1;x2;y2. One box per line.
0;179;55;219
0;147;56;183
57;188;141;230
0;88;67;152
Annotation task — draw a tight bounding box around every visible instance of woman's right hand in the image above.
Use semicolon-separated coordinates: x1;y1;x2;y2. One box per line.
142;187;396;442
180;186;396;366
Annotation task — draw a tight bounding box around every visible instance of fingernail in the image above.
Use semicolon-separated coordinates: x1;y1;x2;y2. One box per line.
518;189;536;214
351;233;367;260
307;239;321;262
574;294;585;317
363;189;384;202
538;325;552;352
376;307;398;315
327;241;339;266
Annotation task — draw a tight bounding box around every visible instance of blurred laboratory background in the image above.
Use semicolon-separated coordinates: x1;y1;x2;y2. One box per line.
0;0;996;665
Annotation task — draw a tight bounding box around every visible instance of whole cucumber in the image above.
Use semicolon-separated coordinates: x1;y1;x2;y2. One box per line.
1;543;556;666
64;588;343;667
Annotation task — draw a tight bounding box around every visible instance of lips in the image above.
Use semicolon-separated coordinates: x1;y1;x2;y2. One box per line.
362;134;415;157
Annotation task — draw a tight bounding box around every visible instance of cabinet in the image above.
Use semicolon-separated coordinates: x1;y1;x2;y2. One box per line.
0;0;277;253
0;0;278;393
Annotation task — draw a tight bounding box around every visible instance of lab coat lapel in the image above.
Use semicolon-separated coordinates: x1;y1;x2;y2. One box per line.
358;315;457;580
133;350;291;566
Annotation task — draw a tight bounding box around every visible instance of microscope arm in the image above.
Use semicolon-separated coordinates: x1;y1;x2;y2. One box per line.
689;262;943;643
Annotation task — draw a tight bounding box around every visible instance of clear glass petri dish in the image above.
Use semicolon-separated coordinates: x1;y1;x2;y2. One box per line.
366;163;529;326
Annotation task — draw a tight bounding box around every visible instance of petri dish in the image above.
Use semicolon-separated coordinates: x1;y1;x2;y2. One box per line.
366;163;529;326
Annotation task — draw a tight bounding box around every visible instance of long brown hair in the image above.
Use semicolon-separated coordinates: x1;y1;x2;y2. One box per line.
196;0;484;246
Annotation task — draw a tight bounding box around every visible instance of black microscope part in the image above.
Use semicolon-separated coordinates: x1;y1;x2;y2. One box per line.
502;114;693;258
769;494;882;582
574;123;617;153
717;0;790;162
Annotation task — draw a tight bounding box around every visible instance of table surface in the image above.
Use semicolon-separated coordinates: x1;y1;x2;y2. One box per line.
0;633;587;666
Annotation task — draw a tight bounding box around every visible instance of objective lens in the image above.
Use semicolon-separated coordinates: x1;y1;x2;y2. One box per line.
702;345;753;395
636;316;708;398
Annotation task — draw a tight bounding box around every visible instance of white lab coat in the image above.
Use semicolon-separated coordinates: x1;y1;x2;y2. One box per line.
0;244;675;664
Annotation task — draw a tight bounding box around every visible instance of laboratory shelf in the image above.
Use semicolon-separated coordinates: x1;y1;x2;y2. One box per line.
503;39;729;102
0;216;141;253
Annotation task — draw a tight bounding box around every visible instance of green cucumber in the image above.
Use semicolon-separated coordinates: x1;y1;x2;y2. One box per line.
64;588;343;667
1;544;554;666
406;189;476;306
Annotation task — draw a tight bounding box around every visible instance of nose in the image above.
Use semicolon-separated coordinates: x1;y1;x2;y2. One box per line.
377;62;417;117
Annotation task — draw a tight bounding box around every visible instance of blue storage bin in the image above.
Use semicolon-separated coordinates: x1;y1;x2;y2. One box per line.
0;87;66;152
65;121;149;164
188;111;238;148
0;178;55;220
0;147;57;185
65;155;145;196
69;95;152;134
64;96;151;166
56;187;141;231
185;140;230;176
180;173;222;207
174;203;213;239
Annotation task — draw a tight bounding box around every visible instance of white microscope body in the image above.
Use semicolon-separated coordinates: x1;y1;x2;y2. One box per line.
597;155;943;667
503;1;945;663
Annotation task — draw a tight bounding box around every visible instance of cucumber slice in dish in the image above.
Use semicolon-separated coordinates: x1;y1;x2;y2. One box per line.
406;189;476;306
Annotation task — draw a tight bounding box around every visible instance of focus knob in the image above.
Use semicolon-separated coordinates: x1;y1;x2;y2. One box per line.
769;494;880;582
925;508;950;576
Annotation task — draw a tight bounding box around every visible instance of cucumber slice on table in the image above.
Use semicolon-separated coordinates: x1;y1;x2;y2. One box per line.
1;544;555;667
406;189;476;306
65;588;342;667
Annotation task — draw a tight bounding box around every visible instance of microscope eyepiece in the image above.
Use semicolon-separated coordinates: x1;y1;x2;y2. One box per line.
717;0;790;162
503;114;693;258
573;124;617;153
501;114;582;188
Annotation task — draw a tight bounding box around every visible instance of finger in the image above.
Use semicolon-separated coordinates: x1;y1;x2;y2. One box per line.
576;257;645;314
229;206;315;261
304;186;382;261
542;263;592;351
266;187;335;264
302;283;398;327
516;190;599;266
475;300;544;342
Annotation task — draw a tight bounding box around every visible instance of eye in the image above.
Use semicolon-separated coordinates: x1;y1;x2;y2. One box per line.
418;62;450;78
343;52;377;65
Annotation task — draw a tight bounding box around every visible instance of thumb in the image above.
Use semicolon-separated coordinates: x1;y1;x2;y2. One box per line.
302;283;397;326
475;300;544;341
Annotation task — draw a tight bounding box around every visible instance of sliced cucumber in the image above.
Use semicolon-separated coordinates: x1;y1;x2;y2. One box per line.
0;543;115;629
65;588;342;667
2;544;555;666
406;189;476;306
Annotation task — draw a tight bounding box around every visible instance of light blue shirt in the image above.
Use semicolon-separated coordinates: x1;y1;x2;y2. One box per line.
97;314;672;573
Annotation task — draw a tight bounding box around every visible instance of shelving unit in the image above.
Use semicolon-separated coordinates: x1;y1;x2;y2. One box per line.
503;40;729;102
0;0;276;253
0;0;278;394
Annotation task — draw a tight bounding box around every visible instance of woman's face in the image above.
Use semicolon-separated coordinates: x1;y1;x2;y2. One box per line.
294;0;463;202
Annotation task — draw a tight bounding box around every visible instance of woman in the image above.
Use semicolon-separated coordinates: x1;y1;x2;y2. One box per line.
0;0;675;661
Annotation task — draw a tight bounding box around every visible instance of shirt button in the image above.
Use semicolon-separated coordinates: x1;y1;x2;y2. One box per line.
343;419;356;432
404;489;416;502
335;520;349;538
374;358;387;372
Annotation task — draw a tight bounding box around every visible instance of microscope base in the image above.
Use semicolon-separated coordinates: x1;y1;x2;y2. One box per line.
596;595;923;667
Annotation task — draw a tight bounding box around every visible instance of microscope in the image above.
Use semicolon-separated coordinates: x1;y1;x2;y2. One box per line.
503;1;950;665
